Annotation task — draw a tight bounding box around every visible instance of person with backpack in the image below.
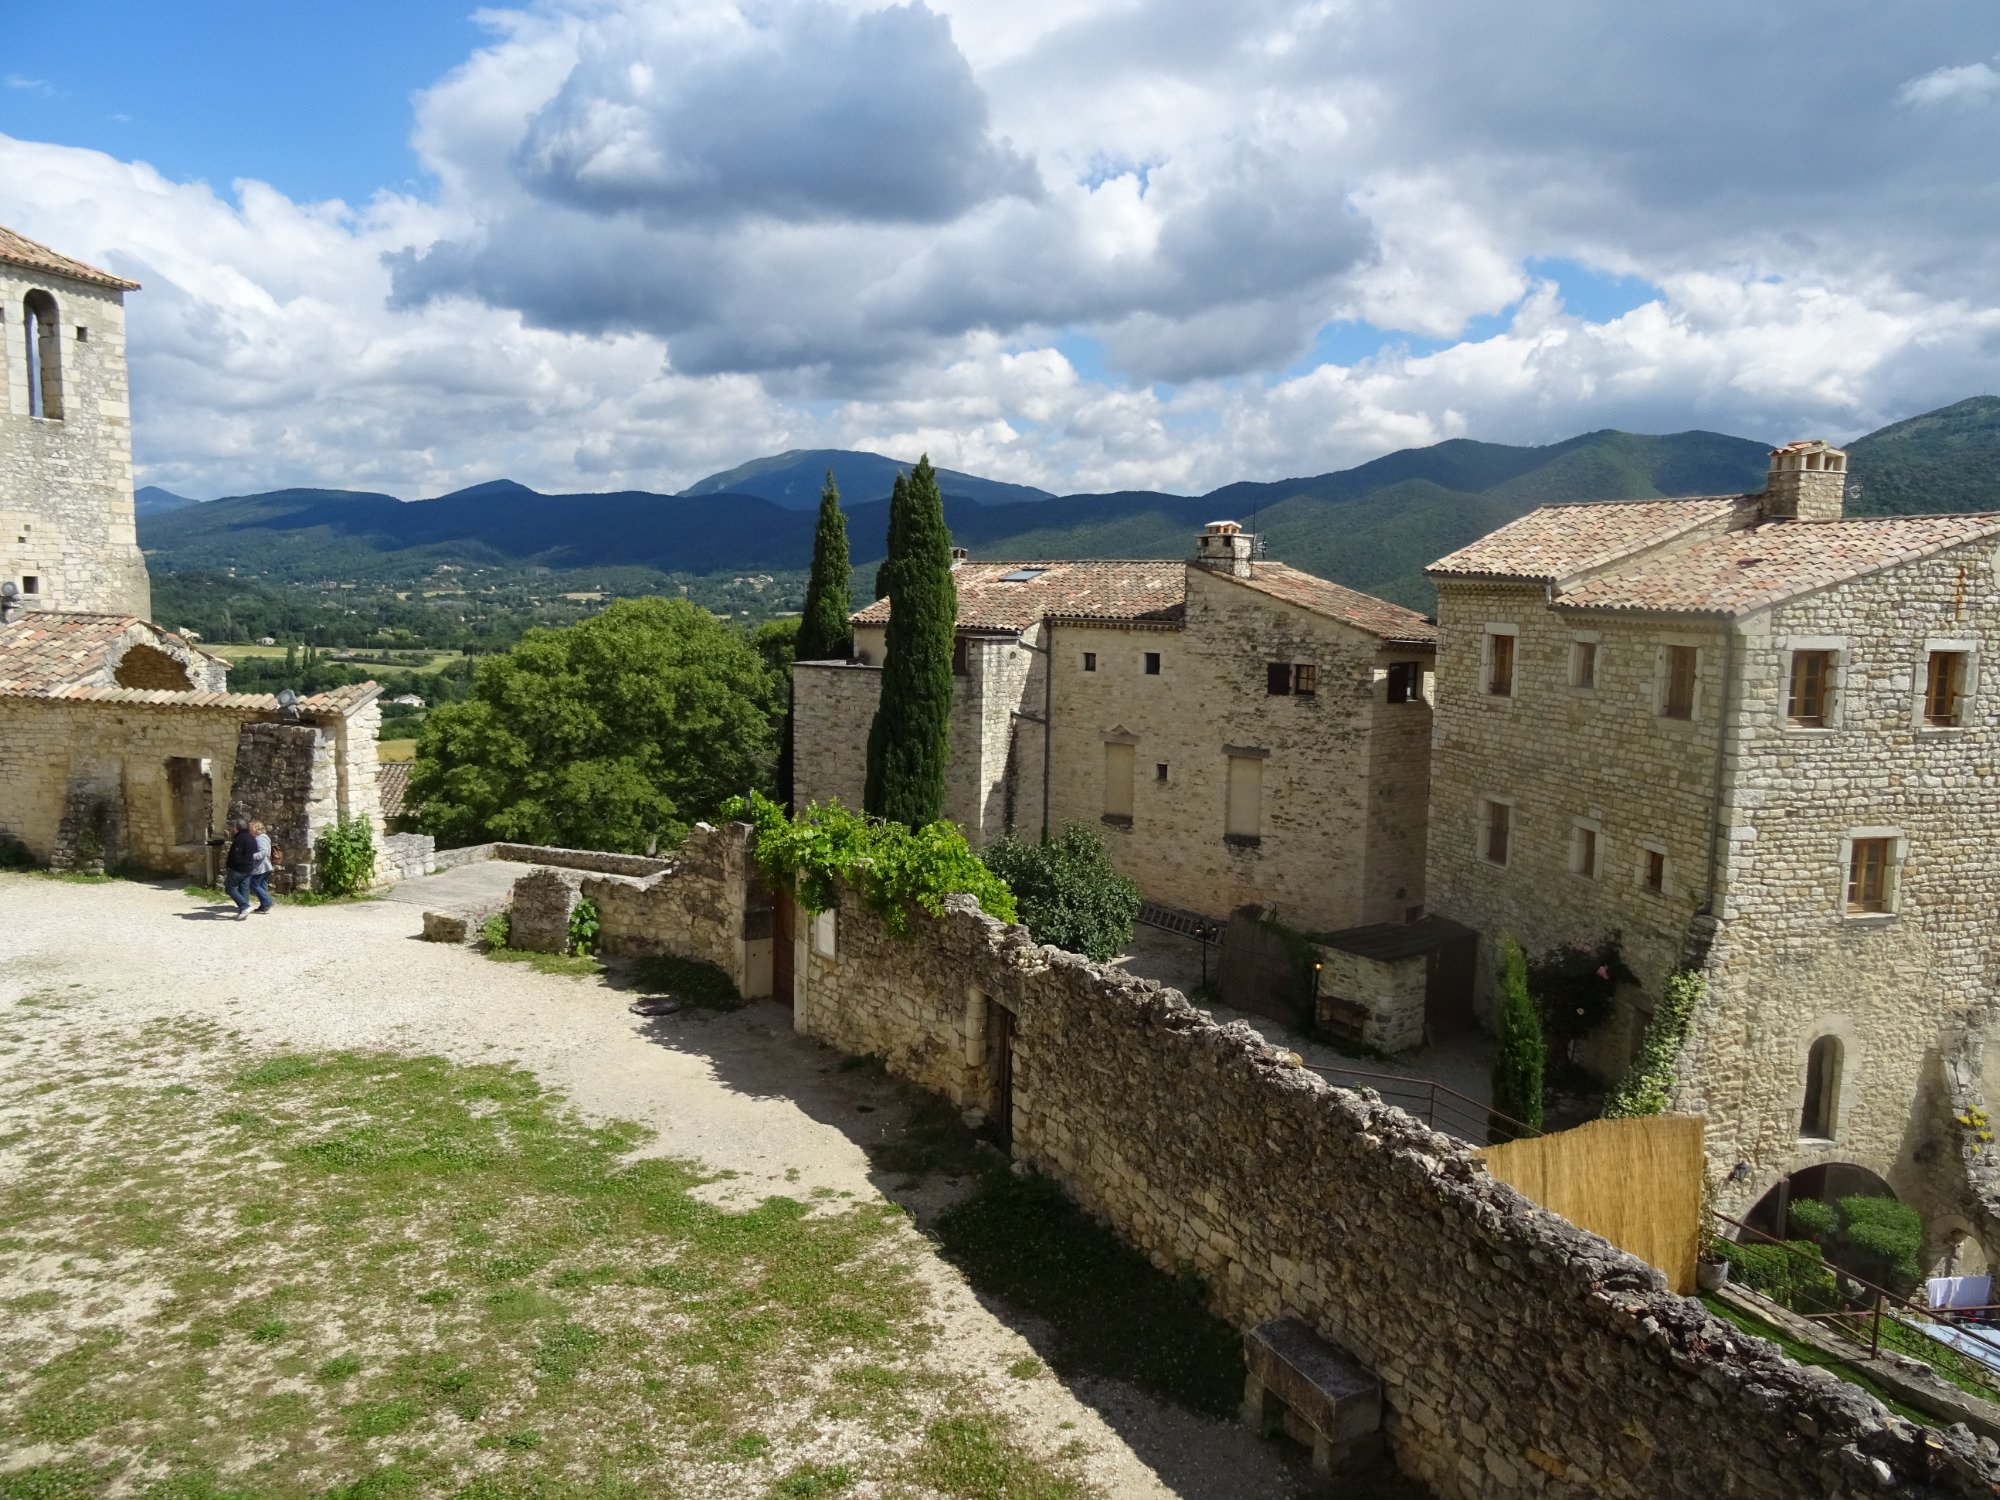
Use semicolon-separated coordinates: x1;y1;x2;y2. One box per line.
223;816;259;921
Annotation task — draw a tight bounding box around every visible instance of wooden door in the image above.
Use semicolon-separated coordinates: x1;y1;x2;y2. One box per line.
991;1003;1016;1151
772;895;795;1008
1424;930;1478;1039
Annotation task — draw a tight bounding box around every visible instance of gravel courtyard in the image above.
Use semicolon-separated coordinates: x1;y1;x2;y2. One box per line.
0;873;1316;1500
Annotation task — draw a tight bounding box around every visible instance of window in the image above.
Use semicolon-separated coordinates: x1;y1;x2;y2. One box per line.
1486;631;1516;697
1103;742;1135;824
1481;800;1511;866
1570;640;1598;691
811;909;837;958
1386;661;1422;703
1846;837;1892;914
997;568;1046;583
1641;845;1667;895
1266;662;1318;696
1801;1035;1842;1139
1661;645;1697;719
1225;754;1262;843
951;637;969;676
1787;649;1835;726
23;290;61;421
1926;650;1967;727
1082;651;1097;673
1570;823;1599;880
73;325;87;343
1144;651;1161;675
1155;762;1168;782
20;575;37;596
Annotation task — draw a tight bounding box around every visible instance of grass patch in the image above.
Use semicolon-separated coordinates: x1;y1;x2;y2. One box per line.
1701;1294;1937;1426
934;1171;1243;1417
0;1032;1076;1497
483;946;604;978
630;953;741;1012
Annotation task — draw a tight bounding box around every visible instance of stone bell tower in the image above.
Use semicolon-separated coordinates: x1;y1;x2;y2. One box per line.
0;225;150;619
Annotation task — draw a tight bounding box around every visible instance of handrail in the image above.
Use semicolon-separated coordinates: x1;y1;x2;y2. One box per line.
1304;1063;1541;1142
1716;1211;2000;1399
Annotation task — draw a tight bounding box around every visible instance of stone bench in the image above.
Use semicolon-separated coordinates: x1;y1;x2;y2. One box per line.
1242;1315;1382;1478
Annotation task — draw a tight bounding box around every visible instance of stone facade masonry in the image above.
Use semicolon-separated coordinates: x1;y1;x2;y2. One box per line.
0;262;149;618
793;560;1435;935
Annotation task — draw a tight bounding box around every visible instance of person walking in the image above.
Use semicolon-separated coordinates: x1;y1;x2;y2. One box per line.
222;817;258;920
248;820;276;915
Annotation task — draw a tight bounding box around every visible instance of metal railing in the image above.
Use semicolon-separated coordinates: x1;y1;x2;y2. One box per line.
1304;1063;1540;1144
1716;1211;2000;1404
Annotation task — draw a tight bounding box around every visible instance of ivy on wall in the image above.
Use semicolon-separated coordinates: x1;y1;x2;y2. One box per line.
723;790;1016;937
1601;968;1707;1118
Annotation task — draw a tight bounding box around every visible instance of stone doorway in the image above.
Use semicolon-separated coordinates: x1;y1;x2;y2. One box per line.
166;757;212;852
989;1001;1016;1152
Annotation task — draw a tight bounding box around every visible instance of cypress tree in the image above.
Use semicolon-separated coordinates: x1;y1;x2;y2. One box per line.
863;457;957;827
1489;934;1546;1143
797;470;852;661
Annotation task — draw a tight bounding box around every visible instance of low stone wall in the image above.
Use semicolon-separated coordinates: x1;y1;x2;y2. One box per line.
794;887;1999;1500
377;831;436;883
582;825;767;997
427;841;675;879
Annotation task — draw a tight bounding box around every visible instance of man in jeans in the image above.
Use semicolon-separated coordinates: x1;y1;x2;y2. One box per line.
248;819;276;914
223;817;259;920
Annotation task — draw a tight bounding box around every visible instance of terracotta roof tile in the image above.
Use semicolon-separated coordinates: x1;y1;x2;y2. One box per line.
377;761;413;822
853;561;1187;632
1556;515;2000;616
1427;497;1744;583
0;225;141;292
1206;563;1437;644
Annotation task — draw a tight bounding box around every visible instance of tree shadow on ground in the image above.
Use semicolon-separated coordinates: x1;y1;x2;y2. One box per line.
615;984;1436;1500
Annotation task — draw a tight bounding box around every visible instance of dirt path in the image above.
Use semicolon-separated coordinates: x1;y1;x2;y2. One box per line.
0;874;1310;1499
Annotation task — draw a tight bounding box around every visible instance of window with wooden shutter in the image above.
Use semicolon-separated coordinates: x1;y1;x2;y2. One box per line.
1103;742;1134;824
1487;633;1515;697
1662;645;1697;719
1846;837;1891;913
1926;650;1967;726
1571;640;1597;690
1225;755;1262;843
1266;661;1291;695
1387;661;1420;703
1787;650;1833;726
1482;800;1510;866
1292;663;1317;696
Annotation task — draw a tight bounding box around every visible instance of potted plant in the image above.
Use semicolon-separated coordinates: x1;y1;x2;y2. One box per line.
1696;1173;1731;1292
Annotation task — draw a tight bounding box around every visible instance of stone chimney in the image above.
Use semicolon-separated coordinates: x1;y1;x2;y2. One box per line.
1194;520;1255;578
950;547;968;570
1763;439;1848;523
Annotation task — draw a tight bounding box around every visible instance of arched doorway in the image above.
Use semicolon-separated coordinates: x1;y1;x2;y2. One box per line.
1743;1161;1896;1242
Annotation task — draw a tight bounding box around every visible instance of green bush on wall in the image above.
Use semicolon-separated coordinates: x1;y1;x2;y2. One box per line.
314;815;375;898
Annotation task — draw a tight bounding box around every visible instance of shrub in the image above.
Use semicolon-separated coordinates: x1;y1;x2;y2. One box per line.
1786;1197;1839;1242
1526;938;1633;1057
724;790;1015;937
979;824;1140;963
1489;934;1545;1143
314;815;376;898
566;897;600;958
1601;968;1706;1118
482;911;512;949
1832;1195;1923;1295
1718;1239;1841;1314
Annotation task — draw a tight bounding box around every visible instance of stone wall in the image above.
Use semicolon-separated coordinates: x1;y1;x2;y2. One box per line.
579;823;768;998
1314;942;1428;1055
230;721;335;893
377;831;436;883
0;263;149;618
510;866;583;954
792;660;881;812
791;886;1998;1500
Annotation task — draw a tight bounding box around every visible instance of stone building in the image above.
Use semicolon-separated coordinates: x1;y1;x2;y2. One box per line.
1426;439;2000;1264
0;226;150;618
794;523;1438;940
0;224;405;888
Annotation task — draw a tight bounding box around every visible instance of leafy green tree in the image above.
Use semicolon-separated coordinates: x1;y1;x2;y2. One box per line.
1489;934;1545;1143
864;459;957;828
407;598;779;853
981;823;1141;962
797;470;853;662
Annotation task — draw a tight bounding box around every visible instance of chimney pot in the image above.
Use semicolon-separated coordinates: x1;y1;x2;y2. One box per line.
1762;439;1847;523
1194;520;1255;577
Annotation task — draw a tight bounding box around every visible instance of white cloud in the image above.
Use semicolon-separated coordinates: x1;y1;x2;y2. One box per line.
5;74;57;96
1;0;1996;505
1899;59;2000;111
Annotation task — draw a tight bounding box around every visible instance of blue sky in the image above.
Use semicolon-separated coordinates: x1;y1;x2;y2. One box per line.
0;1;1993;499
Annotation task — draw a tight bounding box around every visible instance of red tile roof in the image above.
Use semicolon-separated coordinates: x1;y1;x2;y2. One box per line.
1204;563;1437;645
0;225;141;292
1427;497;1745;584
377;761;413;822
1556;515;2000;617
853;561;1187;632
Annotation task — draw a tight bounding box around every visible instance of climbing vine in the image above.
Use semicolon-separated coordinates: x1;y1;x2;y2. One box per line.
722;790;1016;937
1600;967;1706;1118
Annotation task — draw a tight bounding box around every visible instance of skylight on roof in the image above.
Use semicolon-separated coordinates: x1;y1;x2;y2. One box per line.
998;568;1046;582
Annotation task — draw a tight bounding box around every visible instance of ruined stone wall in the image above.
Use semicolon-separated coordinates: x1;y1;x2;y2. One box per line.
230;721;336;893
0;696;254;875
584;823;762;996
1689;538;2000;1231
1426;579;1723;1065
0;265;149;618
793;887;1997;1500
377;831;436;883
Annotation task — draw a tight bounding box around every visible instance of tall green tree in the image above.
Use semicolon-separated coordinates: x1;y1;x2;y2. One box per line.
864;458;957;827
406;598;780;854
797;470;853;662
1489;934;1546;1143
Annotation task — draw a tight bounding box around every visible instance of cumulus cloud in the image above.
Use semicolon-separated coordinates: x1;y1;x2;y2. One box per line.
1;0;1995;503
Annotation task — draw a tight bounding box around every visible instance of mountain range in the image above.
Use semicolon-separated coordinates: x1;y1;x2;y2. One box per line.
136;397;2000;612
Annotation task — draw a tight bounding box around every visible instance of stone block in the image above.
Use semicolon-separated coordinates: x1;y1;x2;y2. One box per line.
422;911;470;944
510;866;584;953
1243;1316;1382;1476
